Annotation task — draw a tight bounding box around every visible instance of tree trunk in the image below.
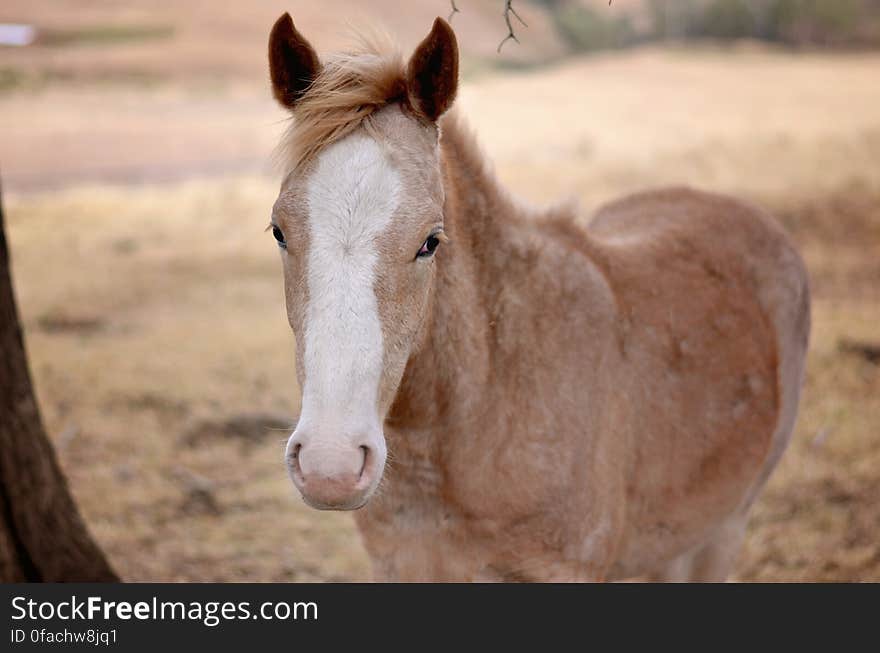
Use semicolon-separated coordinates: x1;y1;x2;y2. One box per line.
0;180;118;582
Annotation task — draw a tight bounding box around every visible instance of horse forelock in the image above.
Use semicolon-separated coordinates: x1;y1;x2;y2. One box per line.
274;28;407;177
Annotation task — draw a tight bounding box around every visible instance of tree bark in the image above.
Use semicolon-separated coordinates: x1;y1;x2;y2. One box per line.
0;180;119;582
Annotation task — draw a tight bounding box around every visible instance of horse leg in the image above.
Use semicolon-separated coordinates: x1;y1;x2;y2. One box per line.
685;514;749;582
644;512;749;582
645;552;694;583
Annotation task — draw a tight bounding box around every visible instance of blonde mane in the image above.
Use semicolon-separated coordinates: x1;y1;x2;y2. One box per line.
275;30;407;176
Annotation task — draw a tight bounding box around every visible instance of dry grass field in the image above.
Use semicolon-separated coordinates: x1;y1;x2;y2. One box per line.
2;2;879;582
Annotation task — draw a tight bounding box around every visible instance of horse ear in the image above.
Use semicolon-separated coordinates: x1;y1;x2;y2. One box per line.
406;17;459;122
268;13;321;110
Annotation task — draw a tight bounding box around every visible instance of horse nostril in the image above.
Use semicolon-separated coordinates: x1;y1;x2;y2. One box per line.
288;442;304;483
358;445;370;481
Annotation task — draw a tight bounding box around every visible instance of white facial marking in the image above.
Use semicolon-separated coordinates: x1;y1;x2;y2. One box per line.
299;133;400;435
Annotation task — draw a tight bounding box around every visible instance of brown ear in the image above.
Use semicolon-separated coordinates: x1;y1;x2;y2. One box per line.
268;13;321;109
406;17;459;122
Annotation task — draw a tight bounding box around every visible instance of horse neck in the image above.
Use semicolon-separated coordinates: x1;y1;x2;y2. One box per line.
385;114;519;455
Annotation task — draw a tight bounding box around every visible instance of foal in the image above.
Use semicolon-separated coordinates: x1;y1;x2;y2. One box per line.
266;15;810;581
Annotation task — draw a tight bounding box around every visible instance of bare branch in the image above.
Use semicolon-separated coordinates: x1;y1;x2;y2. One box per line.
448;0;460;22
498;0;528;53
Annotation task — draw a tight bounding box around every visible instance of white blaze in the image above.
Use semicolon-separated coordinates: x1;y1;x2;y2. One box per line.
298;133;400;436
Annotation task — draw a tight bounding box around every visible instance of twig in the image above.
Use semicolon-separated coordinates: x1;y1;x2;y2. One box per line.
498;0;528;53
448;0;460;22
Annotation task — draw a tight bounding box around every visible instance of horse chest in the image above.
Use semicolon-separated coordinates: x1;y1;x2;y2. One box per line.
355;501;563;582
354;434;587;581
354;494;480;581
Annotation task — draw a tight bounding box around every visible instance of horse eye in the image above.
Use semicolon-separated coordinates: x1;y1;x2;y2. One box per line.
417;235;440;258
272;225;287;249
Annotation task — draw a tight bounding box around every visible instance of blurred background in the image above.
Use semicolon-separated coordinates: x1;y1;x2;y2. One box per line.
1;0;878;581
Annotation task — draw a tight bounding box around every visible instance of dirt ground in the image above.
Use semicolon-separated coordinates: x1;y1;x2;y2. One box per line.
2;2;879;582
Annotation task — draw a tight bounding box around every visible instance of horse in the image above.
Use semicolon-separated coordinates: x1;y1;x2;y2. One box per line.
266;14;810;581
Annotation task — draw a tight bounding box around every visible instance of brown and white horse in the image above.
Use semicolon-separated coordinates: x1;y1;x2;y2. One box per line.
266;14;810;581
